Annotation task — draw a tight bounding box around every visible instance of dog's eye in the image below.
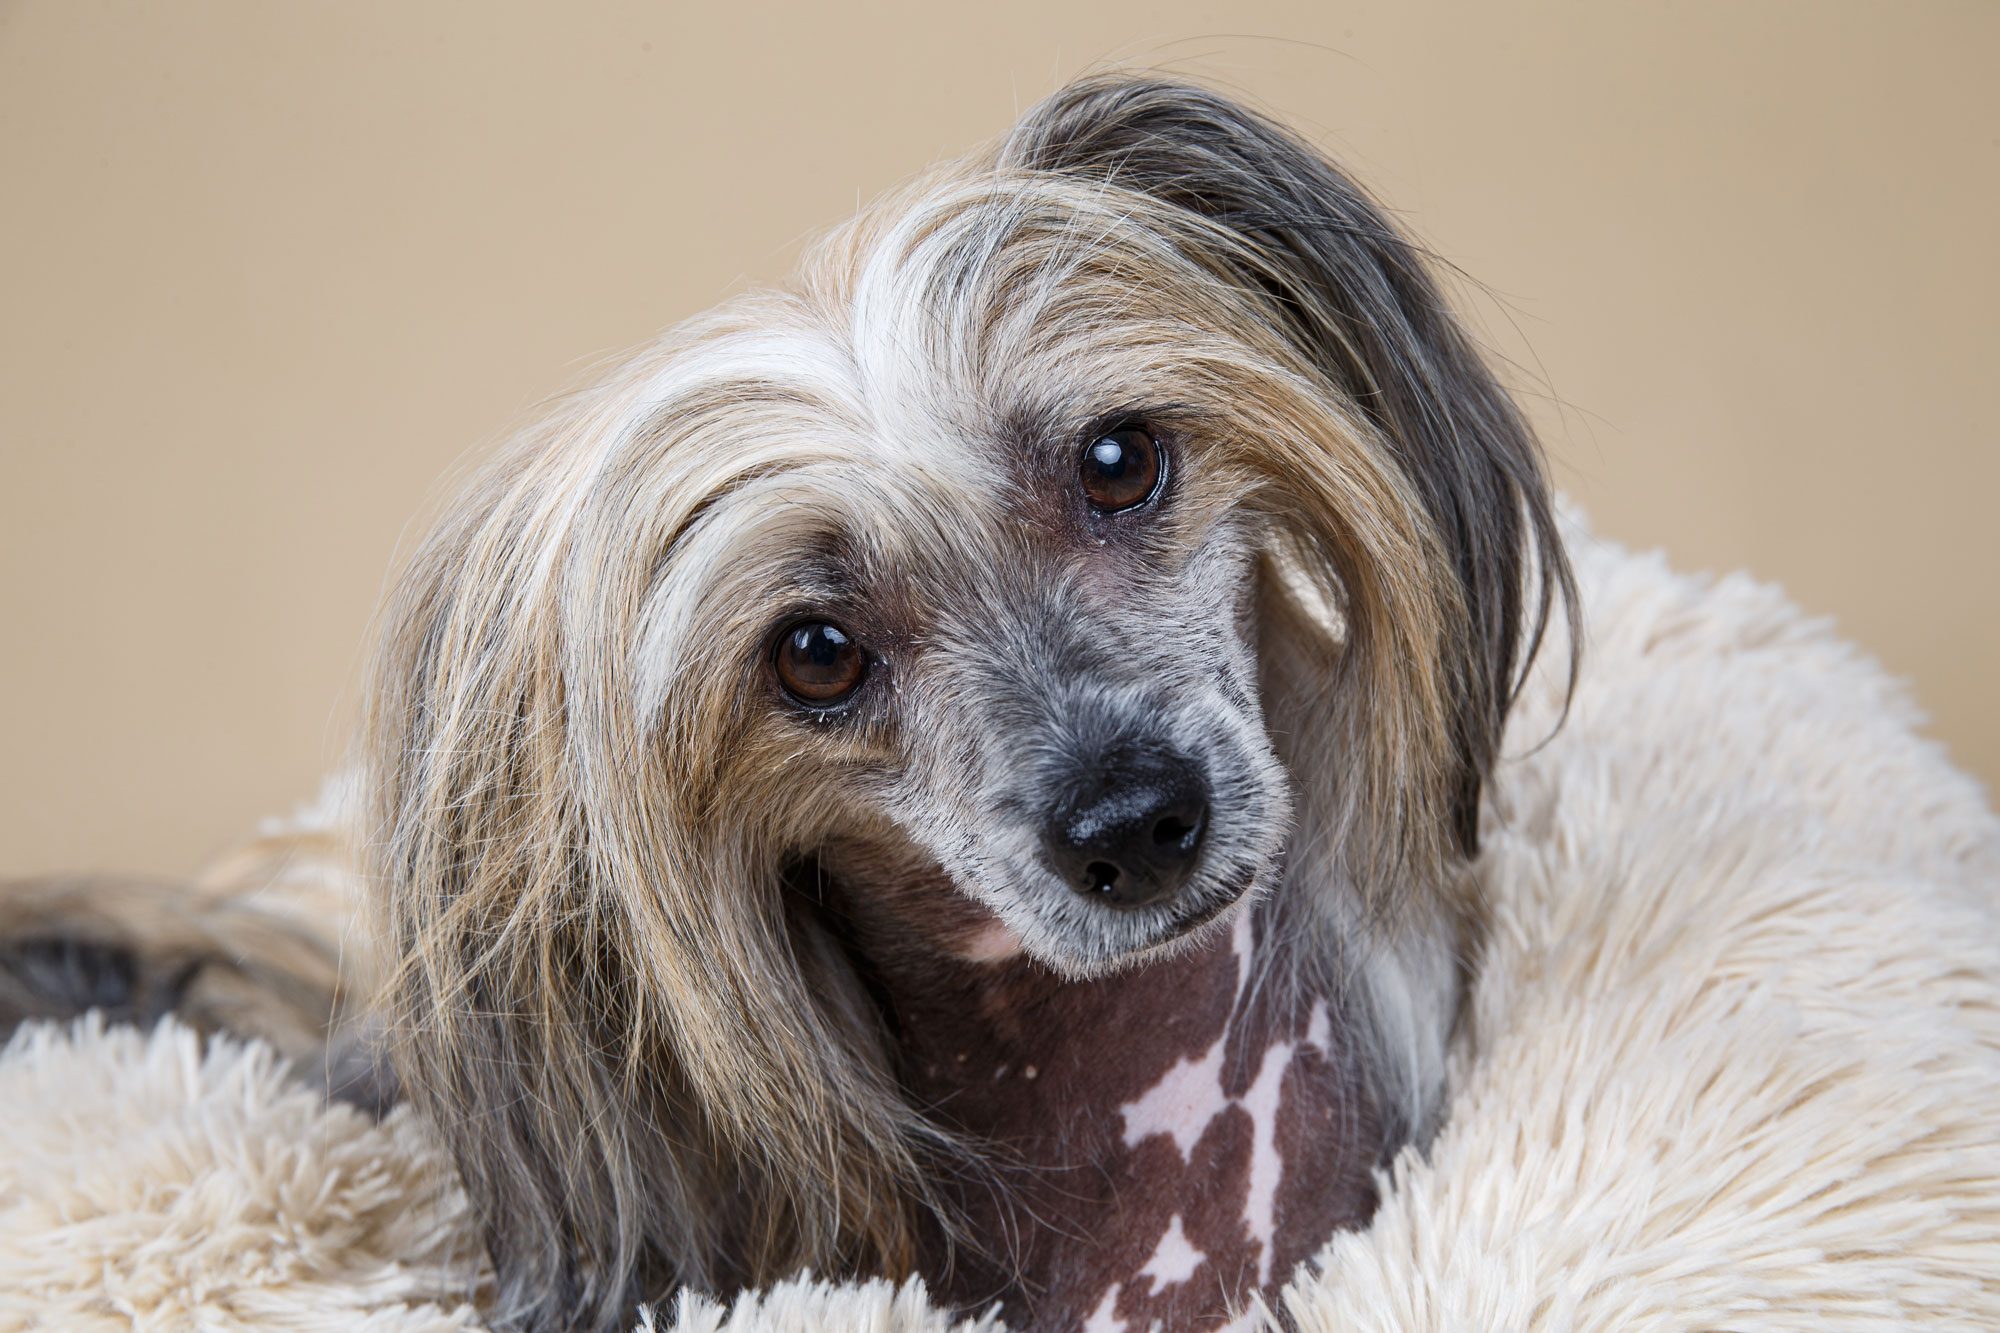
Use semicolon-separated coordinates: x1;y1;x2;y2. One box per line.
1080;427;1163;513
774;621;866;706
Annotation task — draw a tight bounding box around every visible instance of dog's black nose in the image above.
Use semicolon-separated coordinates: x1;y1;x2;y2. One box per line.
1043;755;1209;908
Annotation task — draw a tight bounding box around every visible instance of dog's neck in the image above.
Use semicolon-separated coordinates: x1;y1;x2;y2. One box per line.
842;882;1385;1331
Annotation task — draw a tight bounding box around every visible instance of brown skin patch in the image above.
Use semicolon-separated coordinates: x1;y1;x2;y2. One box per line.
831;870;1383;1330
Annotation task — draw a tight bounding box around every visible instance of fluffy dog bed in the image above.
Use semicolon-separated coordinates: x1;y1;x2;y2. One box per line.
5;524;1998;1332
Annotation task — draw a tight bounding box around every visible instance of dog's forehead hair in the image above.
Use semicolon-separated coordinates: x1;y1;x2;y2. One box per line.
625;167;1296;733
662;363;1124;613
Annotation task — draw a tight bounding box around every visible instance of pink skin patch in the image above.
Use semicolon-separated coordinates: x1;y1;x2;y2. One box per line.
1118;913;1253;1160
1118;1036;1230;1161
1137;1214;1206;1295
1080;1284;1126;1333
1238;1040;1296;1286
1306;999;1332;1054
957;918;1025;963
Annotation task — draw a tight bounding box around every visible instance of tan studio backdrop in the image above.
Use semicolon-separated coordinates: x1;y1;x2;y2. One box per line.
2;1;1995;880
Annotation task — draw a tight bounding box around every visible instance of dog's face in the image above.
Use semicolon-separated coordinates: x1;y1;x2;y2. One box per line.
814;413;1292;977
650;192;1308;974
640;181;1341;976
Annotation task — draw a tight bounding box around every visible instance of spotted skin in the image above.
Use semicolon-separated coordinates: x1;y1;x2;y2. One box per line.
864;895;1383;1330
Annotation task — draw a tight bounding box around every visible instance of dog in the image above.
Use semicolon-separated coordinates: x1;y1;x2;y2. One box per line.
2;73;1572;1332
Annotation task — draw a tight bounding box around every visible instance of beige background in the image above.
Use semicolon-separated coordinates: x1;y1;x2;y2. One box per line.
2;1;1994;879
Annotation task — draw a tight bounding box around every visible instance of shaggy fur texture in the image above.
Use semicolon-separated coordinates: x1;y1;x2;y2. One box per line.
5;522;1996;1330
356;74;1573;1330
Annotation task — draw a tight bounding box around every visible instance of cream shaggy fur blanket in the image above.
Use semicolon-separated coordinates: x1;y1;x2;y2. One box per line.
5;526;1999;1332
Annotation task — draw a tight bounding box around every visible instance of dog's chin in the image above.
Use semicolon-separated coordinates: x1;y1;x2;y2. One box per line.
1011;868;1272;982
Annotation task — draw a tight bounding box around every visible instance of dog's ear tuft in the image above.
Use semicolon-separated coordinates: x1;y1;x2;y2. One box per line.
1004;74;1576;858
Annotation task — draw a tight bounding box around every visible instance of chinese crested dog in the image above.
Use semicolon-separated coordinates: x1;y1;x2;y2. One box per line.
2;74;1573;1332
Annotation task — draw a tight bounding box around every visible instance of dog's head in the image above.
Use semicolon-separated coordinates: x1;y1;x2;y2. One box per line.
365;75;1570;1329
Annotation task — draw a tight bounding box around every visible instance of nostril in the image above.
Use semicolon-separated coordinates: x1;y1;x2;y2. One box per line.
1151;803;1207;854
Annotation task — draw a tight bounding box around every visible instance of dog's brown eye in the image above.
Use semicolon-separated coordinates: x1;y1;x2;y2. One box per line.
774;621;865;706
1080;428;1162;512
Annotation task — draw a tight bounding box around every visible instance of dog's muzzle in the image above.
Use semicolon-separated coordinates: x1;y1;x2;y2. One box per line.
1040;747;1209;909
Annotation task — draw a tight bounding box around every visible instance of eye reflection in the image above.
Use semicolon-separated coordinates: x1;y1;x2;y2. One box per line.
774;621;866;706
1080;427;1162;512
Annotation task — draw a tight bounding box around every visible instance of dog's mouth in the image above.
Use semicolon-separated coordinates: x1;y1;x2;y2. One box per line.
1019;857;1273;978
1167;884;1247;937
952;864;1262;973
1143;864;1270;951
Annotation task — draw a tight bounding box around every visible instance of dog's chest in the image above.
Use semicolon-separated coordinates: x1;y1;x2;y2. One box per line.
901;912;1381;1331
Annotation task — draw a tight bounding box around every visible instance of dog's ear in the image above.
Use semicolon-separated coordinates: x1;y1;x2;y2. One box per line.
361;426;932;1329
1004;74;1574;860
